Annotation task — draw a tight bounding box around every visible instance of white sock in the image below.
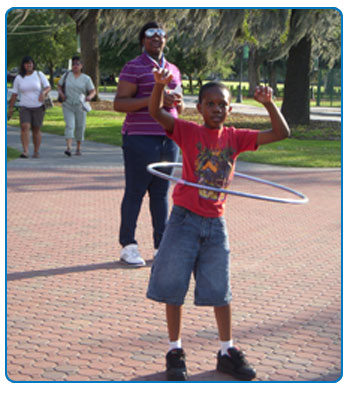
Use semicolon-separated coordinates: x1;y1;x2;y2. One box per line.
169;339;182;351
220;339;233;356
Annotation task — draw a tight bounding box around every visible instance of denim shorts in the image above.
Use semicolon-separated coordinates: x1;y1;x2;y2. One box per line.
147;205;232;306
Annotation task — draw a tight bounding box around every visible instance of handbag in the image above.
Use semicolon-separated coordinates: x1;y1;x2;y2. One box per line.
58;72;69;103
79;94;92;112
37;71;53;109
44;96;53;109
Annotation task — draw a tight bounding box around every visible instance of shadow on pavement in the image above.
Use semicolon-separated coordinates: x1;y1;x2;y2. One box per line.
130;369;240;382
7;259;154;281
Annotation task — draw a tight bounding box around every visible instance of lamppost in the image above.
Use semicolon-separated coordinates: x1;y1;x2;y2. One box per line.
68;35;81;70
236;45;249;103
314;57;322;107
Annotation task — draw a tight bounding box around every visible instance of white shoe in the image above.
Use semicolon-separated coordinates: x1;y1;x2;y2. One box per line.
120;244;146;267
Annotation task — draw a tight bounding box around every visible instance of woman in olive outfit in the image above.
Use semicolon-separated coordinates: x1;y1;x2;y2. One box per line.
58;55;96;156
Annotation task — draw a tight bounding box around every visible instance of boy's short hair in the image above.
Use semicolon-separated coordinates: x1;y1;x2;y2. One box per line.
198;82;231;103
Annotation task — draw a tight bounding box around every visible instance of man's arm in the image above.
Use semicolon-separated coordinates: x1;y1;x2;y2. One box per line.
148;69;176;133
114;80;149;113
255;86;291;146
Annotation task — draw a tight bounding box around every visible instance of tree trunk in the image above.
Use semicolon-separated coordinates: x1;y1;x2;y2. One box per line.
281;35;311;125
187;74;194;95
267;61;278;96
47;59;54;87
247;47;261;97
76;10;101;100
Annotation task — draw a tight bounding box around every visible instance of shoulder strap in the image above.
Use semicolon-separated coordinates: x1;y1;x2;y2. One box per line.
37;71;43;89
61;71;70;88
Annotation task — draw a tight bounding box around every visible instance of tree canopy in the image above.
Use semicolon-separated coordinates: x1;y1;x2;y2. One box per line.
7;9;77;84
7;8;341;124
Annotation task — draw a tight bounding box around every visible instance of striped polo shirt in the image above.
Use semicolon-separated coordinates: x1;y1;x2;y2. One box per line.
118;52;182;136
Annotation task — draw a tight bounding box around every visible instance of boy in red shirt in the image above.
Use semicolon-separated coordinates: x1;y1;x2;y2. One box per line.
147;68;290;381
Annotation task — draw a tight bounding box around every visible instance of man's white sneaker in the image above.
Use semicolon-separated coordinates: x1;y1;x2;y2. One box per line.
120;244;146;267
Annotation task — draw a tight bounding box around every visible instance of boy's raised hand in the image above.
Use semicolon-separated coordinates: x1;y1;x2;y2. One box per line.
149;68;176;133
153;67;173;85
254;84;291;146
254;85;273;105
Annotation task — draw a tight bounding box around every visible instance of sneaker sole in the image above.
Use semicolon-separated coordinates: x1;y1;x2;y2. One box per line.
166;369;187;381
120;258;146;268
217;364;256;381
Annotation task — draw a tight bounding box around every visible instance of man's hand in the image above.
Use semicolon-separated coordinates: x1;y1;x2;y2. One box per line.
164;91;183;108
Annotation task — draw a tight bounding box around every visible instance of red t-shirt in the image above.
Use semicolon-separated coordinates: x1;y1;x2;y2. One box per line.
167;118;259;217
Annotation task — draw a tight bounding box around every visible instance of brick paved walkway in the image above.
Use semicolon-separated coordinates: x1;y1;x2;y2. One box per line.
6;129;342;382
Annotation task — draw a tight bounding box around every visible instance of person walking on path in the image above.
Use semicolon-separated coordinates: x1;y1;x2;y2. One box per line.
114;21;184;267
57;55;96;157
7;55;51;158
146;68;291;381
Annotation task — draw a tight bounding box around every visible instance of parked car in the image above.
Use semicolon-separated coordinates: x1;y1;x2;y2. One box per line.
7;71;17;85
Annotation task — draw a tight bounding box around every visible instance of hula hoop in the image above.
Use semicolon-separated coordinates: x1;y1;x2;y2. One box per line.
147;162;309;205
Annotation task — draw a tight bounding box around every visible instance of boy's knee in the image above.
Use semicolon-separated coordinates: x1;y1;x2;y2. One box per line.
195;285;232;306
148;275;187;305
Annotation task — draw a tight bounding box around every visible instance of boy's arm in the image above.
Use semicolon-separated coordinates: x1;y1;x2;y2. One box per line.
148;69;175;133
254;86;291;146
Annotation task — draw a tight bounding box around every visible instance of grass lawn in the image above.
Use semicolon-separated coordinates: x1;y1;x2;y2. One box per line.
7;146;21;162
84;108;124;146
238;139;340;167
97;82;341;107
180;110;341;168
7;102;341;168
180;80;341;108
20;105;125;147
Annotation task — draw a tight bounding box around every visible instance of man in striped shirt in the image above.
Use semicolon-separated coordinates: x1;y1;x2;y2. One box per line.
114;21;184;267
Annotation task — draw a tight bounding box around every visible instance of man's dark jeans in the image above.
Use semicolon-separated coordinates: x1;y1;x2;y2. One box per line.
119;134;179;249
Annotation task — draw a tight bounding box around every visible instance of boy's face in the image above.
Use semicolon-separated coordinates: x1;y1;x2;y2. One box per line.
197;87;232;130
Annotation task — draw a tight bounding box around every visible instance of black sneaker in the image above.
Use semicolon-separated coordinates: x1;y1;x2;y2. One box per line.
217;347;256;381
166;348;188;381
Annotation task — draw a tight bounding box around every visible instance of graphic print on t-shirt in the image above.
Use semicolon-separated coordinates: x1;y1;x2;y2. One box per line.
194;142;235;201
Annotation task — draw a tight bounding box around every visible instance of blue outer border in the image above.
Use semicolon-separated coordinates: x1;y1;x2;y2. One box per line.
5;6;343;384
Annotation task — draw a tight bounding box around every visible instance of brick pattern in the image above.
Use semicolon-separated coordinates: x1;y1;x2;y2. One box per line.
6;167;341;382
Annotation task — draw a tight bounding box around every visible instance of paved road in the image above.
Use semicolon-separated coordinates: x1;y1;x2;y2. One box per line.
6;125;342;382
180;95;341;123
46;90;341;122
6;126;124;169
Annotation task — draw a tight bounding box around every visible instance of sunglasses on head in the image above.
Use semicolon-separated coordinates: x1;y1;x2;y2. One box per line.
144;28;166;38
